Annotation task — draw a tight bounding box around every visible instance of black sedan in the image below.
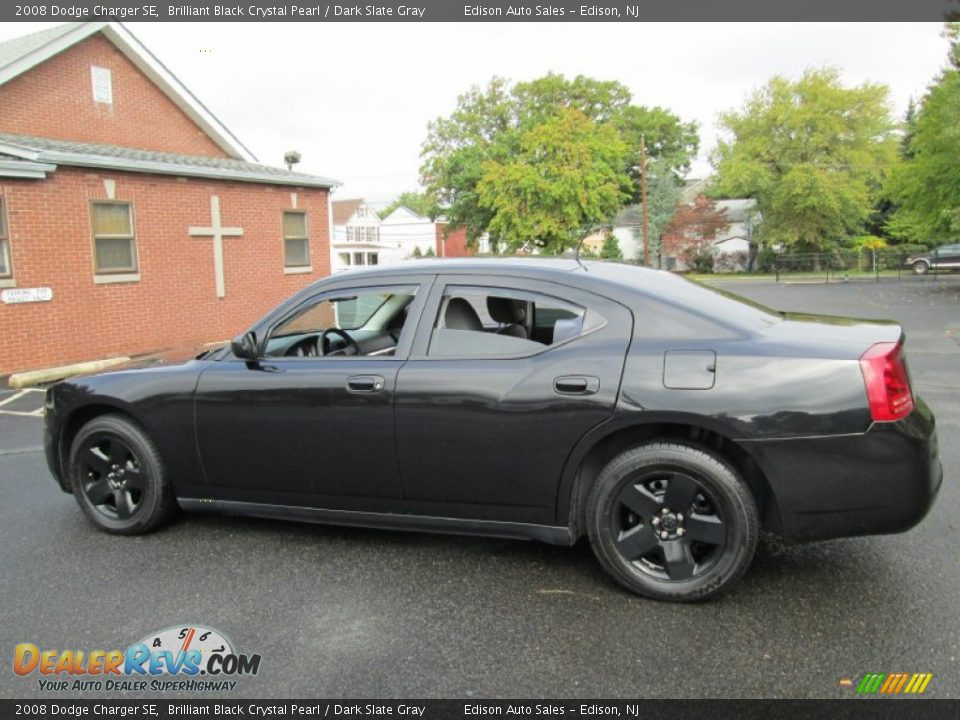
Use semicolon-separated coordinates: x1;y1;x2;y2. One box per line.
43;259;942;601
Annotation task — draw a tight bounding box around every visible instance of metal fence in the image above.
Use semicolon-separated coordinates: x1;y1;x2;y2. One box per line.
751;249;951;282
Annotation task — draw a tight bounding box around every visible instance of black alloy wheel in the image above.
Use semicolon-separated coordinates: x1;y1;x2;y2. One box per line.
614;469;727;582
587;442;759;601
77;435;145;520
69;414;176;535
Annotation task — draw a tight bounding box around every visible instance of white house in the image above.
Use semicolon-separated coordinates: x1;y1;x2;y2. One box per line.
380;206;438;259
330;199;402;272
610;178;760;270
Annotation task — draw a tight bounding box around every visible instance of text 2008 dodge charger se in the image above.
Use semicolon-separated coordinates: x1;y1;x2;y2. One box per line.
44;260;942;601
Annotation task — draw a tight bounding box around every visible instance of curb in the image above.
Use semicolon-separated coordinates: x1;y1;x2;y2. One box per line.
8;357;131;389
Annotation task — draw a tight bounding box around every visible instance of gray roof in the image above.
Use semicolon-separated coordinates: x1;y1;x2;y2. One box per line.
0;132;338;188
715;198;758;223
0;23;81;72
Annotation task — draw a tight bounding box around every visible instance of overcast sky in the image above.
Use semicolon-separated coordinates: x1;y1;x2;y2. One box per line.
1;22;950;205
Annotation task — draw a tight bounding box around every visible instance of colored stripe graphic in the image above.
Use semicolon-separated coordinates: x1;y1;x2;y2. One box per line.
857;672;932;695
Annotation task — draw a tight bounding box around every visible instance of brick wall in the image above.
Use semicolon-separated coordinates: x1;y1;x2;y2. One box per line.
0;167;331;374
0;33;229;158
436;223;473;258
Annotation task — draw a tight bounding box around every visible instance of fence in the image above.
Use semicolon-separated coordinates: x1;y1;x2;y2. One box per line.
753;249;951;282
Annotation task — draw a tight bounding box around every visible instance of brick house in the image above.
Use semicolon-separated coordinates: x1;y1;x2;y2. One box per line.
0;22;337;376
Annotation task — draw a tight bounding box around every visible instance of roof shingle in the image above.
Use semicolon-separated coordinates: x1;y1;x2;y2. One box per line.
0;132;338;188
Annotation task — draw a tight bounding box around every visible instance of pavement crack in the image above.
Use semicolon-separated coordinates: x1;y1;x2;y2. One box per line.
0;446;44;457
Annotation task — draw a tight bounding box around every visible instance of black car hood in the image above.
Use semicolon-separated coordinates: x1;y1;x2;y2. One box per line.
112;342;228;371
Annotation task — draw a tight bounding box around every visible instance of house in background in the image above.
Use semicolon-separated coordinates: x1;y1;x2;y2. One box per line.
330;198;399;271
0;21;336;375
380;206;439;259
610;178;760;270
435;221;473;258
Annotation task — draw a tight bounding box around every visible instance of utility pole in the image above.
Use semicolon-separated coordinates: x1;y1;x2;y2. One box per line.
639;135;650;267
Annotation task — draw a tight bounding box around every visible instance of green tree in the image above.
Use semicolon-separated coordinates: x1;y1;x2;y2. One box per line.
477;108;631;254
420;73;698;249
599;233;624;260
887;23;960;242
616;160;683;263
711;68;896;251
378;191;439;220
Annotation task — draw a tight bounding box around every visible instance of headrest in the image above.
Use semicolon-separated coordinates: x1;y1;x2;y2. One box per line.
444;297;483;331
487;296;526;324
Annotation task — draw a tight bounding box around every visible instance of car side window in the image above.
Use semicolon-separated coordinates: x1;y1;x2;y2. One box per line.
264;285;417;358
427;285;595;358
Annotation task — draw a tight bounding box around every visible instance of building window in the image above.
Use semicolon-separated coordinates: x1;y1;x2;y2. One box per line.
91;201;137;274
352;252;366;266
91;66;113;105
283;211;310;267
367;253;379;266
0;197;11;279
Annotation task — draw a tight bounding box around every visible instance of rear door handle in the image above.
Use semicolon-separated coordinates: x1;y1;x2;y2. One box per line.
554;375;600;395
347;375;385;393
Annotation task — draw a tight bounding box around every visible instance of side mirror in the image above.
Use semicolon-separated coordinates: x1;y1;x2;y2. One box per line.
231;331;259;361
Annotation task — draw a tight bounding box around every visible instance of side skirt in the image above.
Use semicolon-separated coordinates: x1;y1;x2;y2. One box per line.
178;498;575;546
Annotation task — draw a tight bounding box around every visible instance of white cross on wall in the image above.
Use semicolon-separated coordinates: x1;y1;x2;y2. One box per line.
189;195;243;298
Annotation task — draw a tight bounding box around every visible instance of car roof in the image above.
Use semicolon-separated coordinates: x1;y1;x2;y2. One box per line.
316;257;684;298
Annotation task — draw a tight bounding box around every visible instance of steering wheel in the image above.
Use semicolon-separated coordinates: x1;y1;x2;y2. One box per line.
319;328;362;357
291;337;318;357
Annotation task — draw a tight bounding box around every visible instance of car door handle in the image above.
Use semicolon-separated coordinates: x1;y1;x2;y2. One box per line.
554;375;600;395
347;375;385;393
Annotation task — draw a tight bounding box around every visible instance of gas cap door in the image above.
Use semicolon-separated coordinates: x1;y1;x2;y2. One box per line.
663;350;717;390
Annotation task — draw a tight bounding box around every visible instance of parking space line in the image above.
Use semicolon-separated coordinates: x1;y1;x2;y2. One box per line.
0;388;45;417
0;388;43;406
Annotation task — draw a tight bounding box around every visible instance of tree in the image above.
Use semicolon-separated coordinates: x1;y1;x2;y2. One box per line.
476;108;631;254
420;73;698;250
661;194;731;271
378;191;439;220
614;160;683;263
711;68;896;252
887;23;960;242
599;233;624;260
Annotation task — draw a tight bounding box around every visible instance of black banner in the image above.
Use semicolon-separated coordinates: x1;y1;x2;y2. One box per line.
3;700;960;720
3;0;960;22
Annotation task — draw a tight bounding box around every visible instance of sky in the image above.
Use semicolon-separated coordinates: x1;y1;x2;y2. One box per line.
0;22;951;207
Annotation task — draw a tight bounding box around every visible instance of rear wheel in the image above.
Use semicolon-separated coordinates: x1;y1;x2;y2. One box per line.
586;442;758;602
68;414;176;535
912;260;930;276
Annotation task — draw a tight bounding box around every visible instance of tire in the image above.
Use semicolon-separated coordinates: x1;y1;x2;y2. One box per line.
68;414;176;535
912;260;930;276
586;442;759;602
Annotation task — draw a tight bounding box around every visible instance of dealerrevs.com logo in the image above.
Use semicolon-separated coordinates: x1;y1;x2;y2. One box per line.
13;625;262;692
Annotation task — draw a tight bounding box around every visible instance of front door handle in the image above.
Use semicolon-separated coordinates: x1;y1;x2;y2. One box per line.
554;375;600;395
347;375;385;393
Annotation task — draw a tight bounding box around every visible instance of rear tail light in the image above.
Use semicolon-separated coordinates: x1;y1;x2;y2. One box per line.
859;341;915;422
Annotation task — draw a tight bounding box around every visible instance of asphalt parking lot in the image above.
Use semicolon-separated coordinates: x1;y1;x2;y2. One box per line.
1;275;958;700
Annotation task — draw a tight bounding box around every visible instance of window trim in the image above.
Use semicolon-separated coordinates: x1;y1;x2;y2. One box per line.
90;199;138;276
283;210;311;269
0;195;12;281
420;283;600;361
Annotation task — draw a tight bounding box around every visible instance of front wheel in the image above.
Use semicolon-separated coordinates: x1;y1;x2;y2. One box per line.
68;414;176;535
912;260;930;276
586;442;759;602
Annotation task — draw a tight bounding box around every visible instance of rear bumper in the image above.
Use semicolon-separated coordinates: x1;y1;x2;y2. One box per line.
742;398;941;543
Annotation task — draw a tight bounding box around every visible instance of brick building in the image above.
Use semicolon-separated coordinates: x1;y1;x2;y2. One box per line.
0;22;337;376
